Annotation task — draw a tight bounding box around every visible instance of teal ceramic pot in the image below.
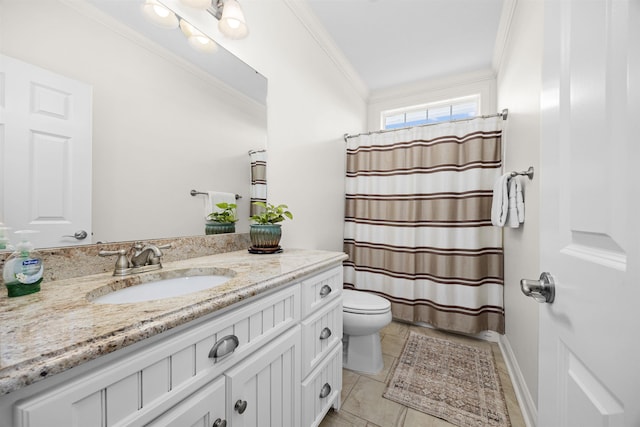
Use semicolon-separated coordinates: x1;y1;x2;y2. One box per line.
249;224;282;248
205;222;236;235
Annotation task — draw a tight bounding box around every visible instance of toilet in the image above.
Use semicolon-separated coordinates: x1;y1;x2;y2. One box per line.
342;289;392;374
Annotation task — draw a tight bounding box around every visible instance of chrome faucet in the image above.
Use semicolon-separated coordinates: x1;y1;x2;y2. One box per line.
99;241;172;276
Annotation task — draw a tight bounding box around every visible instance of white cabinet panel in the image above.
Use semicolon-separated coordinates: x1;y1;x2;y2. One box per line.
301;343;342;427
300;267;342;318
226;326;301;427
301;298;342;378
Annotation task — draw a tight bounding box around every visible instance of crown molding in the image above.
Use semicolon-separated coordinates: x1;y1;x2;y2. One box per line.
283;0;370;101
492;0;518;73
369;68;496;105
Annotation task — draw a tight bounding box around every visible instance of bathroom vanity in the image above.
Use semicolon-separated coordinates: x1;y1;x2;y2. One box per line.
0;248;346;427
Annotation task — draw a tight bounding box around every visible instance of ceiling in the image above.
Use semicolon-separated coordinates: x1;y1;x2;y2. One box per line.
304;0;505;93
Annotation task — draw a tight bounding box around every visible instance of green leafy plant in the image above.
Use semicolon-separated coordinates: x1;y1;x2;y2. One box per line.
250;202;293;224
207;202;238;223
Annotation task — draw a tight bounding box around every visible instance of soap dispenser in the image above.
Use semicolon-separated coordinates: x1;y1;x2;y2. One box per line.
2;230;43;297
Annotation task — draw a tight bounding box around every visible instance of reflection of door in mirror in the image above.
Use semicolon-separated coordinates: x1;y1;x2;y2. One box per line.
1;54;92;248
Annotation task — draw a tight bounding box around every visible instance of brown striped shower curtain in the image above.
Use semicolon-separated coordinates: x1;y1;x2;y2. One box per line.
343;117;505;334
249;150;267;216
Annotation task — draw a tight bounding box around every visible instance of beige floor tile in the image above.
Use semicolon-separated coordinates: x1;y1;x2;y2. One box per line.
341;369;360;405
360;353;397;384
319;408;369;427
342;376;406;426
381;333;407;358
381;321;410;338
402;408;455;427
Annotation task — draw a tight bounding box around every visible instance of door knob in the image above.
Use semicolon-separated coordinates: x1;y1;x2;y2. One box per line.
520;272;555;303
62;230;88;240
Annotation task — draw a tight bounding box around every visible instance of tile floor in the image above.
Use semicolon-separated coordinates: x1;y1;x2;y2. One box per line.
319;321;527;427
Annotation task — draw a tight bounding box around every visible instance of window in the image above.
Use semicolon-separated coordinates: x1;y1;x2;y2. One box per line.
381;95;480;130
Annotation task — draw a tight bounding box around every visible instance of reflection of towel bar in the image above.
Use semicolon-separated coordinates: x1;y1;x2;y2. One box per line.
510;166;534;180
190;190;242;199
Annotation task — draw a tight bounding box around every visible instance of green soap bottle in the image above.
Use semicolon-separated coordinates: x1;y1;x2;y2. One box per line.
2;230;43;297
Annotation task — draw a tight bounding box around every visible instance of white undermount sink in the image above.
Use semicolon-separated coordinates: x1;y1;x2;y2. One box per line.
90;268;235;304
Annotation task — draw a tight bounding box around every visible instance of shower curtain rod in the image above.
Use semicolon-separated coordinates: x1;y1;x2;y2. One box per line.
343;108;509;142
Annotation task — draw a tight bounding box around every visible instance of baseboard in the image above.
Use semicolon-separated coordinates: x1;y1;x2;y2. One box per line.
498;335;538;427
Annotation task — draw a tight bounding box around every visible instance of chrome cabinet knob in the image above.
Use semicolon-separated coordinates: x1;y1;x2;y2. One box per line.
234;399;248;414
212;419;227;427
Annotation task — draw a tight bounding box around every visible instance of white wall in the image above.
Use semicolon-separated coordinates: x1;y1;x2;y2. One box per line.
1;0;266;243
496;0;544;423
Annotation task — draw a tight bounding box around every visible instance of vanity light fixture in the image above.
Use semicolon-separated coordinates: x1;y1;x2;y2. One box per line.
179;0;249;40
142;0;179;29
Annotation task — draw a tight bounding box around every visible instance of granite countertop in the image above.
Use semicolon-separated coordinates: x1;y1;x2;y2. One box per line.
0;248;346;395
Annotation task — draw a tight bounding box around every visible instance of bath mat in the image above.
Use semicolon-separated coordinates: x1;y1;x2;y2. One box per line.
383;332;511;427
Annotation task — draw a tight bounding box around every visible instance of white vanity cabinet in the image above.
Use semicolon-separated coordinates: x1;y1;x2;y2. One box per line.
7;264;344;427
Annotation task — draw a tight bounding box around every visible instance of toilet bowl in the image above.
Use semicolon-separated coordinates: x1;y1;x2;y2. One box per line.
342;289;392;374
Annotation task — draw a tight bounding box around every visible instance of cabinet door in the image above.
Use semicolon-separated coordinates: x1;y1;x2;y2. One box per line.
145;376;226;427
226;326;301;427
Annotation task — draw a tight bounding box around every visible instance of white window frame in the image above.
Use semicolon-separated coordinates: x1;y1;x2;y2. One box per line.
380;94;481;130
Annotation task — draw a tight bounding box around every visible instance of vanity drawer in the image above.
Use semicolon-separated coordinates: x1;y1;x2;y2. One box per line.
301;298;342;378
14;284;300;427
301;266;343;318
301;342;342;427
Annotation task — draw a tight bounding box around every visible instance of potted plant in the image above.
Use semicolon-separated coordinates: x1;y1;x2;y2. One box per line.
249;202;293;251
206;202;238;235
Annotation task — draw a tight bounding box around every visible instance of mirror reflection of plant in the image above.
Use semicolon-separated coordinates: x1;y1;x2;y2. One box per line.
250;202;293;224
207;202;238;223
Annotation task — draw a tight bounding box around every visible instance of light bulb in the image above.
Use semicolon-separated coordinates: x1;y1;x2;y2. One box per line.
218;0;248;39
142;0;179;29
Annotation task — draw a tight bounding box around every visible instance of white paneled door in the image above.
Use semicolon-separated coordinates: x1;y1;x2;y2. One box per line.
0;54;92;248
538;0;640;425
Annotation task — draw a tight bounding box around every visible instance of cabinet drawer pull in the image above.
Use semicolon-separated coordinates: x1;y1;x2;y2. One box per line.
319;284;332;298
319;327;332;340
212;419;227;427
234;399;248;414
319;383;332;399
208;335;239;359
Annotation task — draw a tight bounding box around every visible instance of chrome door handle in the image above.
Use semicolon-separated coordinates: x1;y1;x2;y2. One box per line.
520;272;555;303
62;230;88;240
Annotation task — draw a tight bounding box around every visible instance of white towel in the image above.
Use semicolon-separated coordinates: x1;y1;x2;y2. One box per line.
204;191;236;219
491;173;511;227
507;176;525;228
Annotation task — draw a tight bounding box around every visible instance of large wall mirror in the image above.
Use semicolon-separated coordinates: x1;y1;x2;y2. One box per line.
0;0;267;249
